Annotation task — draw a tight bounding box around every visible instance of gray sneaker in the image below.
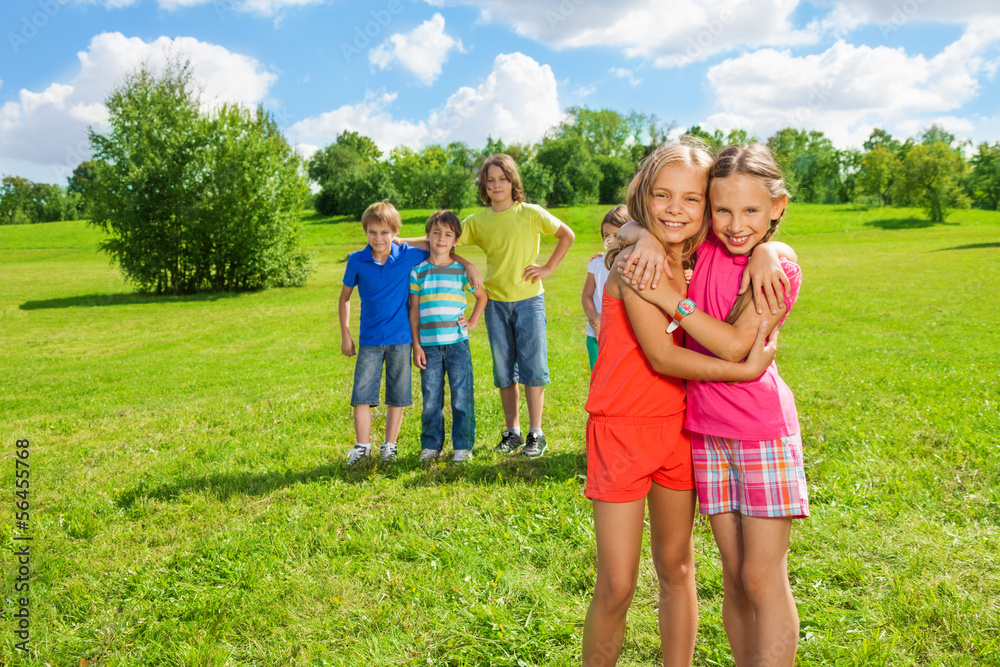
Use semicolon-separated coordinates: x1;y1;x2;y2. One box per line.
380;442;398;463
346;444;371;466
450;449;472;466
493;429;524;454
521;432;547;458
419;448;442;465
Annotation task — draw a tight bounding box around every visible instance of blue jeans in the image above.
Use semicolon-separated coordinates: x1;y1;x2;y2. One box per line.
483;294;549;388
350;344;412;407
420;340;475;451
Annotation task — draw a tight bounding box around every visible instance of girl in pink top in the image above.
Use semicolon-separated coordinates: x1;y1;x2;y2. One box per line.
626;143;807;667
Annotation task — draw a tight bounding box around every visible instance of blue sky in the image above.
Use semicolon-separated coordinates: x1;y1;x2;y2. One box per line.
2;0;998;186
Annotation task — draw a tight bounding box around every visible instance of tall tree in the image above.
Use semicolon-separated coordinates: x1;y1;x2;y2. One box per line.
966;142;1000;210
0;176;32;224
767;128;844;203
555;107;634;158
534;135;601;207
308;131;383;216
858;145;899;206
895;129;969;223
67;160;100;216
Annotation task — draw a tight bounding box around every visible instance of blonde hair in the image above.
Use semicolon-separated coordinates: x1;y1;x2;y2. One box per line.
477;154;525;206
361;200;401;233
607;136;713;270
601;204;630;230
709;143;791;324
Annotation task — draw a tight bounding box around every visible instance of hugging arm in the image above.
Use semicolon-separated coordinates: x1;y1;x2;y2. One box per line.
623;273;787;363
452;253;483;290
740;241;797;315
614;222;675;289
618;274;775;380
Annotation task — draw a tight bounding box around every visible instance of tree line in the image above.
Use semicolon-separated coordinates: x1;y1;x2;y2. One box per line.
3;59;998;297
0;175;87;225
309;112;1000;225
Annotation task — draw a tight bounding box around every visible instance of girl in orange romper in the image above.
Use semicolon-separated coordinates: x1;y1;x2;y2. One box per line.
582;139;782;667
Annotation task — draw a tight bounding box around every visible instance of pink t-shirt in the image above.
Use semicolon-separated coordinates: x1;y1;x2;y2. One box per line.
684;235;801;440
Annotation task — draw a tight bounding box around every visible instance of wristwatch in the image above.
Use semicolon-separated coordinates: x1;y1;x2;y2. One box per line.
666;298;696;333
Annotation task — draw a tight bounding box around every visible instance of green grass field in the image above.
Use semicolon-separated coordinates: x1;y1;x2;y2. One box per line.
2;203;998;665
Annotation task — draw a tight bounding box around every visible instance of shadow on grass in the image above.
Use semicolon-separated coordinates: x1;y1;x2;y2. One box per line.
114;450;586;508
862;218;959;230
404;450;586;489
932;242;1000;252
20;291;242;310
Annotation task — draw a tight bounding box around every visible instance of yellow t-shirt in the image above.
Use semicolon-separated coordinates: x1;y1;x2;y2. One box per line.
460;202;563;302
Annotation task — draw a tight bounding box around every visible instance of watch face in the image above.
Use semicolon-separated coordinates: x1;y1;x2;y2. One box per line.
678;299;696;317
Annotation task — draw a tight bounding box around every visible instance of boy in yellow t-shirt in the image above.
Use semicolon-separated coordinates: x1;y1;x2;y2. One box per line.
460;154;575;458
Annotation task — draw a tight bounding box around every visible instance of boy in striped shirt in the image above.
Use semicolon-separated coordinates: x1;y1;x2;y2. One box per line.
409;211;488;465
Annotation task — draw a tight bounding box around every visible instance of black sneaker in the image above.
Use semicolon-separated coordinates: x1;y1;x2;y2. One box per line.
521;432;547;458
493;429;524;454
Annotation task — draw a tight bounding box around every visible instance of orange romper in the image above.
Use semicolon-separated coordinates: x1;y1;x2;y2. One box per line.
585;289;693;503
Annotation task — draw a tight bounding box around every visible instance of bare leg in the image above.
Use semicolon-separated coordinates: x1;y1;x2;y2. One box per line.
384;406;404;444
353;405;372;444
582;498;645;666
499;383;520;430
741;517;797;667
524;384;544;431
709;512;756;667
647;484;698;667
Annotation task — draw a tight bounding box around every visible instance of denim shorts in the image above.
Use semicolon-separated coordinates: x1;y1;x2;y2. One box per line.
350;344;412;407
483;294;549;388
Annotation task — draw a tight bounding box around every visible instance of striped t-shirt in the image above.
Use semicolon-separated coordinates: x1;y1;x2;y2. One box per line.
409;260;473;346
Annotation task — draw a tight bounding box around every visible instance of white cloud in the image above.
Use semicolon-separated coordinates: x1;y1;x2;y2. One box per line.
428;52;564;145
370;13;464;86
290;52;563;153
610;67;642;87
423;0;818;66
287;91;431;155
814;0;1000;31
0;32;277;182
702;23;1000;146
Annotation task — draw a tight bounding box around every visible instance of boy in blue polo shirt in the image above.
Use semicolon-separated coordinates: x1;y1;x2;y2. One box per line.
339;201;480;466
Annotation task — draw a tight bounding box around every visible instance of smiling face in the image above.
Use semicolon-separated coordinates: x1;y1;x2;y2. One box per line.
485;164;514;211
709;174;787;255
646;162;708;248
365;220;397;260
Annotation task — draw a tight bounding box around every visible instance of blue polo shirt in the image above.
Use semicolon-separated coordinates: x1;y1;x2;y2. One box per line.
343;242;429;346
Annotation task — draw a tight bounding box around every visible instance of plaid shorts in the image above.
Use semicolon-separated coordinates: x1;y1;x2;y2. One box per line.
691;432;809;518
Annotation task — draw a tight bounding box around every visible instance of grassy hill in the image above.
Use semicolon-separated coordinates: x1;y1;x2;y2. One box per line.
1;204;998;665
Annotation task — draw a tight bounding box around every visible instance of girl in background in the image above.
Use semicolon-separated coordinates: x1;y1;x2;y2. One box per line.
581;205;630;370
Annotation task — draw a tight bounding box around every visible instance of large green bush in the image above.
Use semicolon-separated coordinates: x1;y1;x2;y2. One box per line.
88;62;310;294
